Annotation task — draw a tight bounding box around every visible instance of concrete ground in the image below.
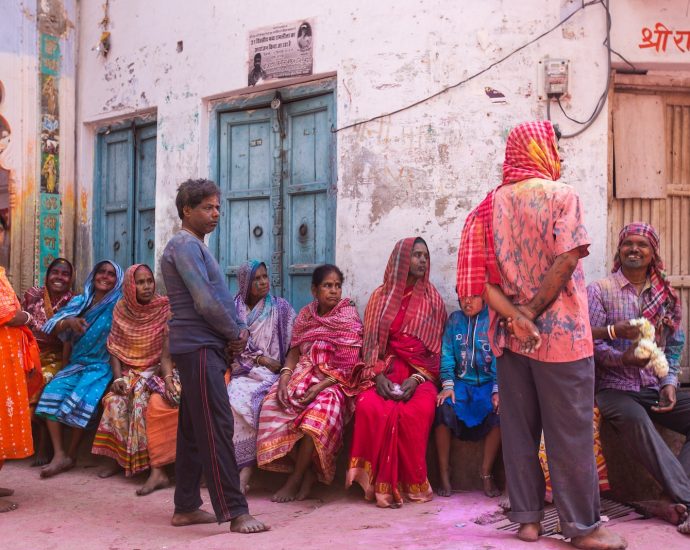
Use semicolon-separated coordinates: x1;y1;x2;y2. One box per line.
1;457;688;550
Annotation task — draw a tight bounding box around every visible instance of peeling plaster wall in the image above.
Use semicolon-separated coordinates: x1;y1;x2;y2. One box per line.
74;1;679;309
0;0;77;293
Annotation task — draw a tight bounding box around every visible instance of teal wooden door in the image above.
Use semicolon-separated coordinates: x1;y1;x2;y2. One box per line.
98;128;134;269
218;109;275;296
134;125;157;269
217;92;335;311
283;95;336;311
95;123;157;270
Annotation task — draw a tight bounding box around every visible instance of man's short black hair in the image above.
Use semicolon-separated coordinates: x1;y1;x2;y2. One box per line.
175;179;220;220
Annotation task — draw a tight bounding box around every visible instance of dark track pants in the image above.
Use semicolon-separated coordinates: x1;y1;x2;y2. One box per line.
497;349;600;539
173;347;249;522
596;386;690;507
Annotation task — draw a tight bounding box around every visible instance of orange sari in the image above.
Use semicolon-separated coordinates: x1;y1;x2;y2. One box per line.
0;267;42;461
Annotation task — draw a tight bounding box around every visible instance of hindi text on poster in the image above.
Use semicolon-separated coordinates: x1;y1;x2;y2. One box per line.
247;18;314;86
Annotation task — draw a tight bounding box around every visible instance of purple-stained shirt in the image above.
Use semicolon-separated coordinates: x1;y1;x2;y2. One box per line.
587;269;685;392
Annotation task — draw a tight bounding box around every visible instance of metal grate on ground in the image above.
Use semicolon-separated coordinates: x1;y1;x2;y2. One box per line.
480;498;638;537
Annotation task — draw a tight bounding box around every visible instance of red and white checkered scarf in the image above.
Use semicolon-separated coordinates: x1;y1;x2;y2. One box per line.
613;222;682;332
362;237;446;365
107;264;170;368
456;121;561;297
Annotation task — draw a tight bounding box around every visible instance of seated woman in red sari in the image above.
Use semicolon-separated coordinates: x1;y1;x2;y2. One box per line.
256;264;363;502
346;237;447;508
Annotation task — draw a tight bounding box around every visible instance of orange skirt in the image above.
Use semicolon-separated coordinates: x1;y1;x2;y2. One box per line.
145;393;178;467
0;326;34;459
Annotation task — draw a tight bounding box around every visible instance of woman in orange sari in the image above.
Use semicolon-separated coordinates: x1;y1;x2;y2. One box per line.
346;237;447;508
0;265;42;512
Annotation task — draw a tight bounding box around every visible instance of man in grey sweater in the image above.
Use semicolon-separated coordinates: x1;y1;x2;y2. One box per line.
161;178;268;534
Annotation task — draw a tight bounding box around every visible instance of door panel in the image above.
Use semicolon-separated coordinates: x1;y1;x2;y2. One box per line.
135;125;157;270
611;92;690;383
100;128;133;269
283;95;335;311
219;109;275;295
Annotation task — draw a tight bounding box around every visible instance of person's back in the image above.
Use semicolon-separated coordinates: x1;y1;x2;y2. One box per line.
492;177;592;362
161;230;237;354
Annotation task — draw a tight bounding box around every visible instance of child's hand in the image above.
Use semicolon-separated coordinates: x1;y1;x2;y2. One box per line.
492;392;500;414
436;388;455;407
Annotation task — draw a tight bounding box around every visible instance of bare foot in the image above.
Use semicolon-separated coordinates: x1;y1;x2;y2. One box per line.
296;469;316;501
31;453;51;467
498;495;511;511
679;517;690;535
239;466;253;496
631;500;688;525
517;522;542;542
40;455;74;478
0;498;18;513
97;461;121;479
171;509;217;527
271;474;301;503
137;467;170;496
436;470;452;497
230;513;270;533
481;473;501;498
0;487;14;497
570;526;627;550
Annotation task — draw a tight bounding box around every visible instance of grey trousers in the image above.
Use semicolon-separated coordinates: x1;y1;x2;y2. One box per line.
596;386;690;506
497;349;600;538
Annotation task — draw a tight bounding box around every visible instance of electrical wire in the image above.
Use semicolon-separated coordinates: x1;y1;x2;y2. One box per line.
332;0;602;134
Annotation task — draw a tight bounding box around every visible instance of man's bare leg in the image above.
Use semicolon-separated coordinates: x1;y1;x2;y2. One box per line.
570;526;627;550
517;522;542;542
171;509;216;526
137;466;170;496
40;420;74;478
272;435;314;503
230;513;270;533
434;424;452;497
31;421;52;467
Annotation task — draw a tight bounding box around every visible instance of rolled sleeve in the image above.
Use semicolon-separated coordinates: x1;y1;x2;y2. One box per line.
553;189;590;258
661;327;685;387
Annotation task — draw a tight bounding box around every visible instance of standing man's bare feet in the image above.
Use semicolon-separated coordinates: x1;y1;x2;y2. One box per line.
436;471;452;497
678;516;690;535
570;526;627;550
517;522;542;542
230;513;270;533
271;473;301;503
631;500;688;525
0;498;18;512
0;487;14;497
137;467;170;496
171;509;217;526
97;460;121;478
498;494;511;511
295;469;316;501
239;466;253;495
40;455;74;478
480;473;501;498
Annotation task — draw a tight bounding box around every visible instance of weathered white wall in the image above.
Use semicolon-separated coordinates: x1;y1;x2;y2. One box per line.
0;0;77;292
74;0;687;309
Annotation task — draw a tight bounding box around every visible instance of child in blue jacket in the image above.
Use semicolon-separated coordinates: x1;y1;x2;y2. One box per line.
434;295;501;498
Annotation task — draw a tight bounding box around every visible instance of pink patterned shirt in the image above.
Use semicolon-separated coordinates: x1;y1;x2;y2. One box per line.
492;178;593;363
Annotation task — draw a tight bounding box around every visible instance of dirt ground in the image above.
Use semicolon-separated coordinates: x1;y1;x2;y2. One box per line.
1;457;688;550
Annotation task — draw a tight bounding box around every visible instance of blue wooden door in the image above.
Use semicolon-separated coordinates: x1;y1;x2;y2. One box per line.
95;123;157;271
98;128;134;269
134;124;157;270
217;92;335;311
283;95;336;311
218;109;275;296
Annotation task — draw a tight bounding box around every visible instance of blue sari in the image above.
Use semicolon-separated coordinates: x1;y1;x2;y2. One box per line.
36;261;124;429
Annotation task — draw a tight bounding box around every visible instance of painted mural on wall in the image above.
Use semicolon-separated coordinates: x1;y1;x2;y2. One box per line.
37;5;63;284
247;18;314;86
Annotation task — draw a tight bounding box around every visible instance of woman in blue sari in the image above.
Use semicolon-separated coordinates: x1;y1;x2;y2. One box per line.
36;260;124;478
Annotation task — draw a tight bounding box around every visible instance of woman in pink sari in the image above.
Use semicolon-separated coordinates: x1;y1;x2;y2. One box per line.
257;264;363;502
347;237;447;508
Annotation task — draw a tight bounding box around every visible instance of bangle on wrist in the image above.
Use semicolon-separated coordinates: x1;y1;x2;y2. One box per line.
607;324;616;340
164;374;174;380
113;377;125;384
411;373;425;385
23;311;32;325
279;367;293;377
326;375;337;385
